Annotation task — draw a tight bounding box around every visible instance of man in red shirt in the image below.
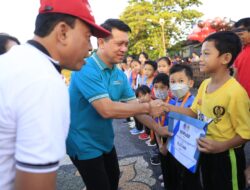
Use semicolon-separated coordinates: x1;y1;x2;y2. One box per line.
233;18;250;98
233;18;250;189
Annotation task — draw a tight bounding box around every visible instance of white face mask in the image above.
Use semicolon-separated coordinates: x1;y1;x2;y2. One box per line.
170;83;189;99
155;89;168;100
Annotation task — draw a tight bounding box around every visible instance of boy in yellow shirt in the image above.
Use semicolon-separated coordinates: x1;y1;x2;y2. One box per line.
165;31;250;190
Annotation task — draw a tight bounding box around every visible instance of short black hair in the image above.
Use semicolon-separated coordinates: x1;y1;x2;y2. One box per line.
131;58;141;64
234;17;250;30
139;52;149;60
100;19;131;34
135;85;151;97
0;33;20;54
125;54;135;64
144;60;157;71
204;31;242;67
153;73;170;88
157;56;171;66
34;13;77;37
169;64;193;80
126;54;134;59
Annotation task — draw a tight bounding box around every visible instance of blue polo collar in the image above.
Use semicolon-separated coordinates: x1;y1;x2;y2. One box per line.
92;52;116;71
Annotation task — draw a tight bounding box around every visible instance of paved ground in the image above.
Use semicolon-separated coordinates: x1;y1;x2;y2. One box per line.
57;119;250;190
57;119;163;190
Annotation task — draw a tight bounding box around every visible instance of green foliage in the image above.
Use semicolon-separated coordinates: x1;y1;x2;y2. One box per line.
120;0;203;60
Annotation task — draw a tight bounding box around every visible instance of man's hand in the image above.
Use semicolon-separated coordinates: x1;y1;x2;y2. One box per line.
162;103;171;113
149;99;165;117
197;137;227;153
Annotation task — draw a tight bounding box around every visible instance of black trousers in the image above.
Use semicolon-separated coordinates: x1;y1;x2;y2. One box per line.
200;147;246;190
134;117;143;131
165;153;203;190
135;117;150;134
70;147;120;190
159;153;168;190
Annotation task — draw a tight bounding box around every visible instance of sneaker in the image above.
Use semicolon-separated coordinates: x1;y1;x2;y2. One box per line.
149;154;158;162
150;156;160;166
158;174;163;181
145;139;151;145
161;182;165;188
146;139;156;147
123;119;129;123
129;127;137;133
130;128;144;135
138;133;150;140
123;117;134;122
128;121;136;128
146;139;156;146
150;147;159;157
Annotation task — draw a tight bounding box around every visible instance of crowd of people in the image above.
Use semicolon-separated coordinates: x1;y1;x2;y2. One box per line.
0;0;249;190
118;28;250;190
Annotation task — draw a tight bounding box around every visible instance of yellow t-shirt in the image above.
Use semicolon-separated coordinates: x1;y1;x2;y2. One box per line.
191;77;250;141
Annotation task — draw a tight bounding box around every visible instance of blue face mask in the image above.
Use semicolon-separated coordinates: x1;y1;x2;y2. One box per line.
155;89;168;100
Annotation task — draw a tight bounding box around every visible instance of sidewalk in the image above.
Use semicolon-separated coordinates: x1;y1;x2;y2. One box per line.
56;118;250;190
57;119;163;190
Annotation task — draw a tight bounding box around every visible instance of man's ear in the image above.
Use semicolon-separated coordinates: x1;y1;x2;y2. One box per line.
97;38;105;49
55;22;71;46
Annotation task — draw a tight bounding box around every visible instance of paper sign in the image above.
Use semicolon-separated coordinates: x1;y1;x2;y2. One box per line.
167;112;207;173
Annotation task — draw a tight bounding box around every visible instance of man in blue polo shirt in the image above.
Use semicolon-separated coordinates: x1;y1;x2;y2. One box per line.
66;19;171;190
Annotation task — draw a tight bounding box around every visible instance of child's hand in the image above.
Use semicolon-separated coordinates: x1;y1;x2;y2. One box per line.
149;99;165;117
162;103;171;113
245;166;250;187
155;126;173;137
159;143;168;156
197;137;227;153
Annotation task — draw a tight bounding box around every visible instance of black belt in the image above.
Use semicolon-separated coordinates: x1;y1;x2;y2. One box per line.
27;40;61;73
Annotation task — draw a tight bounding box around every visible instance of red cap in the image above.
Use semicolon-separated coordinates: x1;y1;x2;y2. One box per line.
39;0;111;38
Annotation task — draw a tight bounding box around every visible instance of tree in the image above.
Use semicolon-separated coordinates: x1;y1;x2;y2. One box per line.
120;0;203;60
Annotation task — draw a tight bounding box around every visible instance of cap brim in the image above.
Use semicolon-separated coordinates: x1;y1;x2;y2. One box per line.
83;19;111;38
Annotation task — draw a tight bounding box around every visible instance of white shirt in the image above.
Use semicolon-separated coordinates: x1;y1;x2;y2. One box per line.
0;44;70;189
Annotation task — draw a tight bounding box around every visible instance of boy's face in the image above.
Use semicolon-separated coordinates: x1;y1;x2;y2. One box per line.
131;61;141;73
154;82;168;91
126;56;133;65
200;41;230;74
153;82;169;100
169;71;193;88
157;60;170;75
138;92;151;103
234;26;250;46
139;54;147;64
144;64;155;78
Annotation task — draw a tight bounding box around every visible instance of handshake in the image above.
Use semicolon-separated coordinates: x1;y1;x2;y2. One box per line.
148;99;171;117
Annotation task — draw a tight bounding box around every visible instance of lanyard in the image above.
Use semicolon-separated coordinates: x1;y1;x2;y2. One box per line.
27;40;61;73
157;93;190;127
178;92;191;108
158;97;170;127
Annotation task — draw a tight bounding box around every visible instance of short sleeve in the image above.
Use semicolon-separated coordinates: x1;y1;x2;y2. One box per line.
15;78;69;173
228;89;250;139
120;73;136;102
190;80;207;114
73;67;109;103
